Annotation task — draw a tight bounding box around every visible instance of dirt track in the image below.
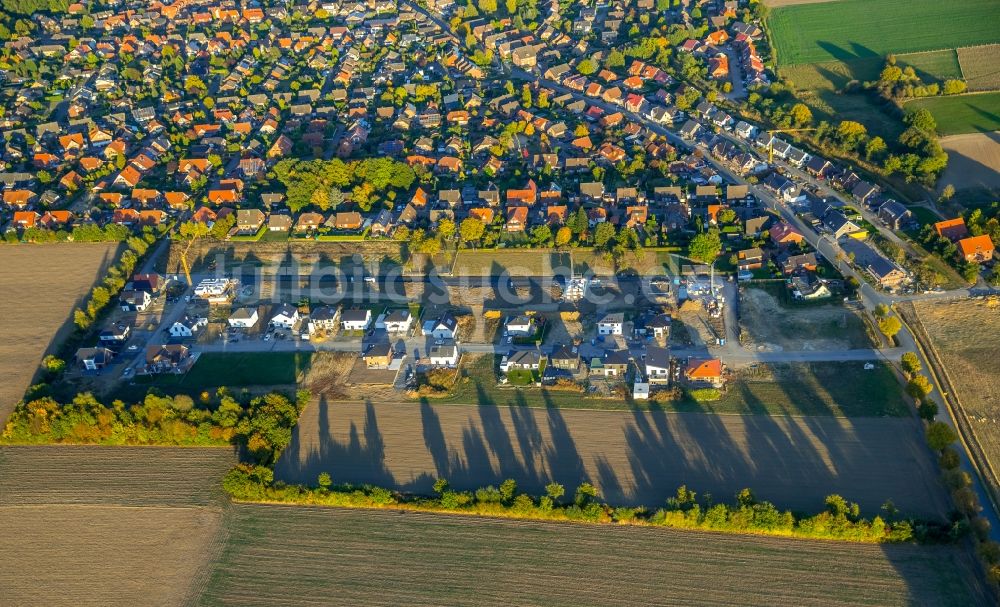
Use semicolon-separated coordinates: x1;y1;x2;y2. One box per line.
0;243;119;421
275;399;949;517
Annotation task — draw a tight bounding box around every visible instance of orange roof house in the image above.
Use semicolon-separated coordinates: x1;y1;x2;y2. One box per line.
469;207;494;224
115;165;142;188
411;187;429;207
706;30;729;45
957;235;995;263
934;217;969;242
40;210;72;228
507;188;537;206
2;190;35;207
506;206;528;232
706;204;727;224
12;211;39;228
192;206;218;224
708;54;729;79
99;192;123;206
769;221;804;245
684;358;724;386
546;205;568;225
131;189;160;206
164;192;190;209
625;205;648;228
208;188;241;205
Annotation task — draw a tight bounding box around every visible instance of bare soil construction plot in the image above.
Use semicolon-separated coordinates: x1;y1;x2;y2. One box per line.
938;132;1000;192
913;299;1000;500
276;399;948;517
199;504;988;607
739;286;873;351
0;446;236;607
0;243;119;421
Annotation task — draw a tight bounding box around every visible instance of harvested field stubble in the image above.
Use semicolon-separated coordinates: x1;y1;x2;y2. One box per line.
913;299;1000;499
198;504;989;607
958;45;1000;92
0;243;119;422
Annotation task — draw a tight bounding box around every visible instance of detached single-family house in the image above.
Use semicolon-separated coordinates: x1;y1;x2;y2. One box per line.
506;315;536;337
549;344;580;371
76;347;115;371
363;342;393;369
270;303;300;329
99;322;131;345
934;217;968;242
597;312;624;335
500;349;541;373
644;346;671;384
236;209;265;235
341;309;372;332
145;344;195;374
119;289;151;312
645;313;672;339
381;309;414;333
423;312;458;340
228;307;260;329
428;343;459;367
169;315;208;338
308;306;340;334
958;235;995;263
684;358;724;387
594;349;630;377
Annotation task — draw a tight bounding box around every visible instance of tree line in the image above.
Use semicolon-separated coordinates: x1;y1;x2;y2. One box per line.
1;388;306;453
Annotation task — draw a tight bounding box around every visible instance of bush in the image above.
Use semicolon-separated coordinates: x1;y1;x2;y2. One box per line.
901;352;922;375
926;421;958;451
918;400;938;421
939;447;961;470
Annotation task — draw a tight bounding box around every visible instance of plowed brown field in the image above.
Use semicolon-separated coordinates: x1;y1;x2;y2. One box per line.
275;399;948;517
198;504;989;607
0;243;119;421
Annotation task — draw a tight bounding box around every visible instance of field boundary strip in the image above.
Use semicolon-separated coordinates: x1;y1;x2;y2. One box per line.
898;303;1000;520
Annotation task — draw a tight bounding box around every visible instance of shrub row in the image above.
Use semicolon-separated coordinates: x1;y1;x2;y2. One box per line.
222;466;916;544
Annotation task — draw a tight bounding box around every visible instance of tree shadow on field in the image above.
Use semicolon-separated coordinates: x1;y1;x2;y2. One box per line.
274;396;400;489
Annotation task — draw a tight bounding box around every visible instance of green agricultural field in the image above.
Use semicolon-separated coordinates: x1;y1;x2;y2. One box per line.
905;92;1000;135
769;0;1000;66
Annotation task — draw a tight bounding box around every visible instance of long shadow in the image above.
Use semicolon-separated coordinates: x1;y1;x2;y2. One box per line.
274;396;399;488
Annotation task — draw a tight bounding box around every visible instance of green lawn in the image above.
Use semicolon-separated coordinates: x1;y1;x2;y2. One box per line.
707;362;909;418
897;50;964;83
904;92;1000;135
138;352;310;391
769;0;1000;66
